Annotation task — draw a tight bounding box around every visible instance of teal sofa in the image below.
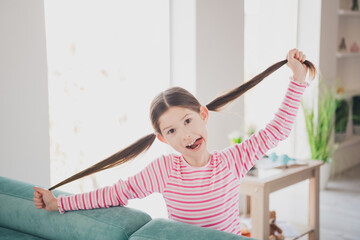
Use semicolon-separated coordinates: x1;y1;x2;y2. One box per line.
0;176;255;240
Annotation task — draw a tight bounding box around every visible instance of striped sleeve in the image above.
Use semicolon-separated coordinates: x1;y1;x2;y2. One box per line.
57;155;172;213
220;80;307;180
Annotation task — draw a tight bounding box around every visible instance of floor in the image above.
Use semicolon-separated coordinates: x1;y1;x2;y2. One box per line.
317;164;360;240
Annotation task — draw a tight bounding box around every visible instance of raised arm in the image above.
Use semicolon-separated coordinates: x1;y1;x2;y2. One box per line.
220;49;310;179
34;155;172;213
220;80;307;179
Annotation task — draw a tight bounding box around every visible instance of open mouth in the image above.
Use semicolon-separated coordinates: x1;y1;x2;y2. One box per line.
186;137;203;150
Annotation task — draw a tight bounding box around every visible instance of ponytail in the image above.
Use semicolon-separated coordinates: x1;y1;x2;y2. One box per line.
49;134;156;190
49;59;316;190
206;59;316;111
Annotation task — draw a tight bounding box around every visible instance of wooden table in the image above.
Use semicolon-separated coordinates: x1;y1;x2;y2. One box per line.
239;159;323;240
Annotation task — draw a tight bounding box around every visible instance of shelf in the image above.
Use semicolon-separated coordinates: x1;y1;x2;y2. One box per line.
239;218;314;240
338;9;360;17
336;52;360;59
337;135;360;150
283;222;314;240
336;90;360;100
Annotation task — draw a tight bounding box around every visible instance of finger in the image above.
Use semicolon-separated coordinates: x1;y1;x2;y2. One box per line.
34;202;44;207
296;51;302;59
33;197;43;203
301;54;306;62
294;50;298;59
34;201;45;208
34;186;46;194
35;204;44;209
287;48;298;60
34;191;41;198
298;51;304;60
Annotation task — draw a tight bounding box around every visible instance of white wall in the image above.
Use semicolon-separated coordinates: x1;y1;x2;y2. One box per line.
319;0;360;175
0;0;50;186
196;0;244;151
170;0;244;151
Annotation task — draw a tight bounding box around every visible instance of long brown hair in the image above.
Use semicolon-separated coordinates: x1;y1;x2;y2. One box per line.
48;59;316;190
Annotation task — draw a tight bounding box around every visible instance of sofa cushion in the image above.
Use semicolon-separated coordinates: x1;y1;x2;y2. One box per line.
0;176;152;240
129;219;256;240
0;227;44;240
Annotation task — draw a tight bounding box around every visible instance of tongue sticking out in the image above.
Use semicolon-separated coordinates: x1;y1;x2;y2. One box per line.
187;138;203;149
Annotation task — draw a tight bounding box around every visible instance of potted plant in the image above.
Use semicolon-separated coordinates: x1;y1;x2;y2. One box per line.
335;99;349;142
302;81;338;190
353;96;360;134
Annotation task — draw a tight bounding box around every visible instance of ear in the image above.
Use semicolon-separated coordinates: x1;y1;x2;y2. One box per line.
199;106;209;123
156;133;168;144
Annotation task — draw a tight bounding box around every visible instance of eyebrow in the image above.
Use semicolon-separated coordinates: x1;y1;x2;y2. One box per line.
162;113;190;133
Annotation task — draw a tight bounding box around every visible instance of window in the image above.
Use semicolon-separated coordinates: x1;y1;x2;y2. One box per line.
45;0;170;218
244;0;299;156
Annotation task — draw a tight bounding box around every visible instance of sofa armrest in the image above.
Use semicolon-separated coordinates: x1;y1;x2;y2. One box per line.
129;219;256;240
0;176;152;240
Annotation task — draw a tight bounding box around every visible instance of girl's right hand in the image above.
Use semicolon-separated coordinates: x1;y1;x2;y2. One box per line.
33;187;59;212
286;48;308;84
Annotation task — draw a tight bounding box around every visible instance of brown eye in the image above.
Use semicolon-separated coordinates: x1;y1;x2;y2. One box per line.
185;118;192;125
168;129;175;135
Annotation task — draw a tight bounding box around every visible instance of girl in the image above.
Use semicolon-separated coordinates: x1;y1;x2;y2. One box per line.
33;49;316;235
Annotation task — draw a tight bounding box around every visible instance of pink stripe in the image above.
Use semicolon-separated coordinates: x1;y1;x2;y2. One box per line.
268;123;282;138
288;88;302;95
258;131;270;151
60;197;65;211
280;108;296;117
291;81;306;88
275;113;293;124
164;179;233;196
283;102;297;109
172;201;237;221
151;163;160;191
134;174;146;197
222;151;232;170
145;167;154;192
181;169;212;174
267;127;281;141
158;156;166;189
128;181;140;199
202;216;231;228
96;190;101;208
220;217;238;232
164;184;239;204
108;187;114;206
234;144;244;169
120;183;130;200
286;95;300;103
167;200;227;213
164;156;170;177
82;194;87;210
74;195;79;210
254;136;265;156
67;198;73;211
229;148;240;177
243;144;251;164
140;172;148;193
102;189;106;207
249;138;256;157
168;172;232;189
273;119;291;132
114;185;125;206
88;191;94;208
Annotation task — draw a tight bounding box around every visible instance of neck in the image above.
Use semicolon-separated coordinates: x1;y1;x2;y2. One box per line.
183;151;211;167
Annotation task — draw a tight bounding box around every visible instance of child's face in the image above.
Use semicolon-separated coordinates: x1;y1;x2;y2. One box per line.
157;106;209;162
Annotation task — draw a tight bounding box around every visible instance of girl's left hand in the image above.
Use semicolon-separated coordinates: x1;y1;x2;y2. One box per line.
286;48;308;84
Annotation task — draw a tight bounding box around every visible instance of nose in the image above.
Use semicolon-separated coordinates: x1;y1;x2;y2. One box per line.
182;128;191;141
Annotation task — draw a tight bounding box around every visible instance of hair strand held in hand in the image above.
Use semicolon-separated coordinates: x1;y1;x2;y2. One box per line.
49;58;316;190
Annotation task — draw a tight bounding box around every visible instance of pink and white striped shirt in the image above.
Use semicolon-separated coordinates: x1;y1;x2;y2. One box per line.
57;80;307;235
